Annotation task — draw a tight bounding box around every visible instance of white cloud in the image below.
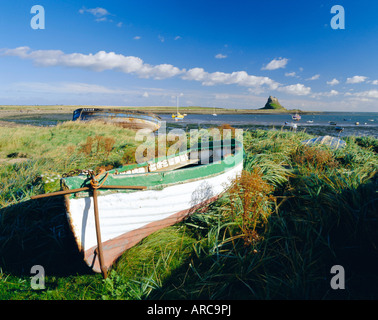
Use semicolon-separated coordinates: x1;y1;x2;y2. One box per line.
215;53;227;59
79;7;110;18
1;46;184;79
371;80;378;85
261;57;288;70
313;90;339;98
174;36;182;40
307;74;320;81
351;89;378;99
158;35;165;43
133;36;141;40
12;82;128;94
1;47;316;96
346;75;368;84
277;83;311;96
117;22;123;28
327;78;340;86
285;72;297;77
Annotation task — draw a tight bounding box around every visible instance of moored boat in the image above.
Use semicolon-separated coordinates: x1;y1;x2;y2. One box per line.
72;108;162;131
32;140;244;276
292;113;301;121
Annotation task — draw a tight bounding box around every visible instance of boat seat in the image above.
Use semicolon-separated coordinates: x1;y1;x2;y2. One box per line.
151;158;199;172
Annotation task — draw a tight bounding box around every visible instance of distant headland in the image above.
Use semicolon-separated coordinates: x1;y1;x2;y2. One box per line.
0;98;322;117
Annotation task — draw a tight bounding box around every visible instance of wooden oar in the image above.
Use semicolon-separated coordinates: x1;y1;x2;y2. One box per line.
31;177;147;278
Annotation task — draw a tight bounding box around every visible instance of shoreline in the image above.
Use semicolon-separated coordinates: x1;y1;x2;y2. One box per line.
0;105;323;116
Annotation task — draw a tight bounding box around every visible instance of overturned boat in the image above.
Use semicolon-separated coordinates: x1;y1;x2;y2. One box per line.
301;135;346;150
72;108;162;131
31;140;244;277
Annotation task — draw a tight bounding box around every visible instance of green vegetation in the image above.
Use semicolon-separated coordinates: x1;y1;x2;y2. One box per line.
260;96;285;110
0;104;313;117
0;122;377;299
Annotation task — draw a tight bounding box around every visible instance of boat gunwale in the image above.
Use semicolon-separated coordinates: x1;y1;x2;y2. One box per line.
73;107;163;121
61;141;244;197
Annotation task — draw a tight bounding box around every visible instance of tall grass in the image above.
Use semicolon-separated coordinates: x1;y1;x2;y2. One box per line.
0;125;377;299
149;130;377;299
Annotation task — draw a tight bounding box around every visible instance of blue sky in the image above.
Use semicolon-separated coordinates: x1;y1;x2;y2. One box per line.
0;0;377;111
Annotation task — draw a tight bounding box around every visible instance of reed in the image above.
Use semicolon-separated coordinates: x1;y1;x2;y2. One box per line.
0;125;377;299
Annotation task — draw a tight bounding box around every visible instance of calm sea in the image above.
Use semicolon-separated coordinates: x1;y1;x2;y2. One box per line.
160;112;378;138
1;112;377;138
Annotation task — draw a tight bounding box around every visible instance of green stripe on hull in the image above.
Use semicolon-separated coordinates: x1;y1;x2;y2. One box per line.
62;141;244;198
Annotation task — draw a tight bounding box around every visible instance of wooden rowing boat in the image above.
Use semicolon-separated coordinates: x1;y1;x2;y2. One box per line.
32;140;244;276
72;108;162;131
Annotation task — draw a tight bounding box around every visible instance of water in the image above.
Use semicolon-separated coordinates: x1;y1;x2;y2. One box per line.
1;112;377;138
159;112;378;138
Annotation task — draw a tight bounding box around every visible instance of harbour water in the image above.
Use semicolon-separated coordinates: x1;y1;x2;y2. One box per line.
161;112;378;138
1;112;377;138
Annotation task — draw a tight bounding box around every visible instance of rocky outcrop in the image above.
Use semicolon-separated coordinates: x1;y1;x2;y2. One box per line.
261;96;285;110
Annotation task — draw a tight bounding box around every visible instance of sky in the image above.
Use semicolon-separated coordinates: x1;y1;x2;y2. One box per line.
0;0;378;111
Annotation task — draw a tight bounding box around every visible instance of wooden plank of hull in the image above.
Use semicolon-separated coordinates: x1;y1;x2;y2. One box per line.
65;162;243;273
84;194;220;273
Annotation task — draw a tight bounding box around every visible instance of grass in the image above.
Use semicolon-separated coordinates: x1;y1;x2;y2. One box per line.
0;122;377;300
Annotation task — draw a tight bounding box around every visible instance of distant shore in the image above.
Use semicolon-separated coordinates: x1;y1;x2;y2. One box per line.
0;105;322;118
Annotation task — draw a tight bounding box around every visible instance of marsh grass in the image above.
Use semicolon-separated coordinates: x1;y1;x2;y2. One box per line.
0;125;377;299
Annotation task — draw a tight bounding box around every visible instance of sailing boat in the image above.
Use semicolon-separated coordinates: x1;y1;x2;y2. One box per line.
172;95;185;120
212;107;217;116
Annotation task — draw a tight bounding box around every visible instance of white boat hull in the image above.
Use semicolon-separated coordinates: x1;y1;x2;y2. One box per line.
65;162;243;272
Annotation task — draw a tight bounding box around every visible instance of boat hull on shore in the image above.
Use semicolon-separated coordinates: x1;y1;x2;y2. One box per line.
72;108;162;131
61;142;244;273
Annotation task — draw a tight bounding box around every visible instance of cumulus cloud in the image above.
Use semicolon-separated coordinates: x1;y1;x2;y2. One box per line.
277;83;311;96
285;72;297;77
307;74;320;81
1;46;184;79
1;47;316;96
183;68;280;91
371;80;378;85
215;53;227;59
351;89;378;99
327;78;340;86
346;75;368;84
261;57;288;70
313;90;339;98
12;81;128;94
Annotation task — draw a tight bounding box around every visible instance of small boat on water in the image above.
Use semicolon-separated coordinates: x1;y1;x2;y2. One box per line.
306;120;314;124
172;112;185;120
73;108;162;131
292;113;301;121
172;95;186;120
329;121;337;125
31;140;244;276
